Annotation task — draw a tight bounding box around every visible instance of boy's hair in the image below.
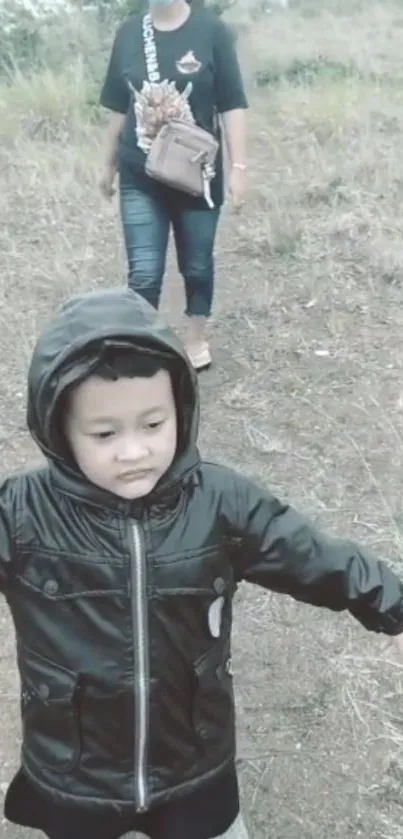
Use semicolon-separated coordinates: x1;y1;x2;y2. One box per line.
91;346;172;381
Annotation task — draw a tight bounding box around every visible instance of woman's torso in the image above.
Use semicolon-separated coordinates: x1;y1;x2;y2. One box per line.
102;10;226;205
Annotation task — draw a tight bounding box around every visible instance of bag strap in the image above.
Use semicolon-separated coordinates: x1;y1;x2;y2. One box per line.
142;14;161;83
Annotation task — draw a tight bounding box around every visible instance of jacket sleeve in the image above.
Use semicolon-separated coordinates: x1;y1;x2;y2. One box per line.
228;473;403;635
0;478;16;594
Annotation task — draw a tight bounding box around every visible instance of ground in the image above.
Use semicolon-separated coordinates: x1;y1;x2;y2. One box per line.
2;0;403;837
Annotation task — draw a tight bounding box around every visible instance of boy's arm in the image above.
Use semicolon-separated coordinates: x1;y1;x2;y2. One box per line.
229;474;403;635
0;479;16;593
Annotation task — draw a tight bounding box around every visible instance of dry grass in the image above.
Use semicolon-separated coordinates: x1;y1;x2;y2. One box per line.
2;0;403;837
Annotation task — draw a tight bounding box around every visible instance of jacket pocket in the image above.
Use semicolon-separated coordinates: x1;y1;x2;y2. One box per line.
192;639;235;751
20;647;81;774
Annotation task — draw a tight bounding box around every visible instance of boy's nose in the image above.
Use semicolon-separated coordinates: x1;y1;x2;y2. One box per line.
116;438;150;462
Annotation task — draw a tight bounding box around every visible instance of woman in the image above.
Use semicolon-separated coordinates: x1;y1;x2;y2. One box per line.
99;0;248;372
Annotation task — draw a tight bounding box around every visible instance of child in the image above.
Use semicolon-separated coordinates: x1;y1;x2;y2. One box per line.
2;287;403;839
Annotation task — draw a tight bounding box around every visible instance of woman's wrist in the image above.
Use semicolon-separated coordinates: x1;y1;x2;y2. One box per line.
232;162;247;171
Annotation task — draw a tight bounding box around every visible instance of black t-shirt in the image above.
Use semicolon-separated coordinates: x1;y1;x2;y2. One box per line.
100;10;248;208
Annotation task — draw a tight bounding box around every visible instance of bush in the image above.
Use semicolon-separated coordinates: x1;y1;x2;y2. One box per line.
0;1;43;72
0;0;231;75
0;1;118;75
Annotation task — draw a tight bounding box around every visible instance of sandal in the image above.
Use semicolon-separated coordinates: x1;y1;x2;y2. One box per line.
186;342;212;373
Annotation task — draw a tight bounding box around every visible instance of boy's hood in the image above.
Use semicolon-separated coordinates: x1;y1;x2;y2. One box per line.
26;289;200;507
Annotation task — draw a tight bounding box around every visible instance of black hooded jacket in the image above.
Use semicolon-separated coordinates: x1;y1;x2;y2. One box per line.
1;288;403;812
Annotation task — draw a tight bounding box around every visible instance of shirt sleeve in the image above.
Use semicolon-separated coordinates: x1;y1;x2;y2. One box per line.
100;27;131;115
213;19;248;114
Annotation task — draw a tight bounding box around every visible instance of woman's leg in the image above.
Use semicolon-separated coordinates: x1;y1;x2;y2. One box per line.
119;184;171;310
172;206;221;370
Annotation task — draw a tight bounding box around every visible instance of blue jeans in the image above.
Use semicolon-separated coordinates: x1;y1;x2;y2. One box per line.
119;184;220;317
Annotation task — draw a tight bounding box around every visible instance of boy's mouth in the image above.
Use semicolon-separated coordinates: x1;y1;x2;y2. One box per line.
118;470;153;482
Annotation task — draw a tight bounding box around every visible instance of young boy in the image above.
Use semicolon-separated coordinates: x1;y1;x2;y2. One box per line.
2;287;403;839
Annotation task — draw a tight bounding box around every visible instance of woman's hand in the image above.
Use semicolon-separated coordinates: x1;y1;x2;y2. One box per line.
228;165;247;211
99;163;117;201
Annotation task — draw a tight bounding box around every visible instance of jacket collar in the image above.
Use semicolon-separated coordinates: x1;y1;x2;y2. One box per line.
49;445;201;518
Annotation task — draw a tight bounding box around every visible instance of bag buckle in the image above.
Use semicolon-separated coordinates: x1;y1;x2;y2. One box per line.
191;150;205;164
202;160;215;208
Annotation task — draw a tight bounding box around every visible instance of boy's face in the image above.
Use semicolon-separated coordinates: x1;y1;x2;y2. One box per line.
65;370;177;500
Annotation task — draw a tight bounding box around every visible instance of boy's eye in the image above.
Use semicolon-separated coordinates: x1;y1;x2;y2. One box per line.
93;430;114;440
147;420;164;430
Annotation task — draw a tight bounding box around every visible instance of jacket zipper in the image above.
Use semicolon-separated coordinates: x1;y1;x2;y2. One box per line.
129;521;149;812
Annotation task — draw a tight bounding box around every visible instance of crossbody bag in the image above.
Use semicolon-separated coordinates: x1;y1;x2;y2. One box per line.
139;13;219;207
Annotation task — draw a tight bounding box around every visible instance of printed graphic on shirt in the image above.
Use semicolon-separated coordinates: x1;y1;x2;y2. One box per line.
128;79;195;154
176;51;202;75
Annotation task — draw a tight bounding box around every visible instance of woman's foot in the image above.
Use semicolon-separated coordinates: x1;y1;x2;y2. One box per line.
186;341;212;373
185;316;211;372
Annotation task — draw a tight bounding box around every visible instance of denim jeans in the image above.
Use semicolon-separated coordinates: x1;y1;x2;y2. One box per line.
119;183;221;317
